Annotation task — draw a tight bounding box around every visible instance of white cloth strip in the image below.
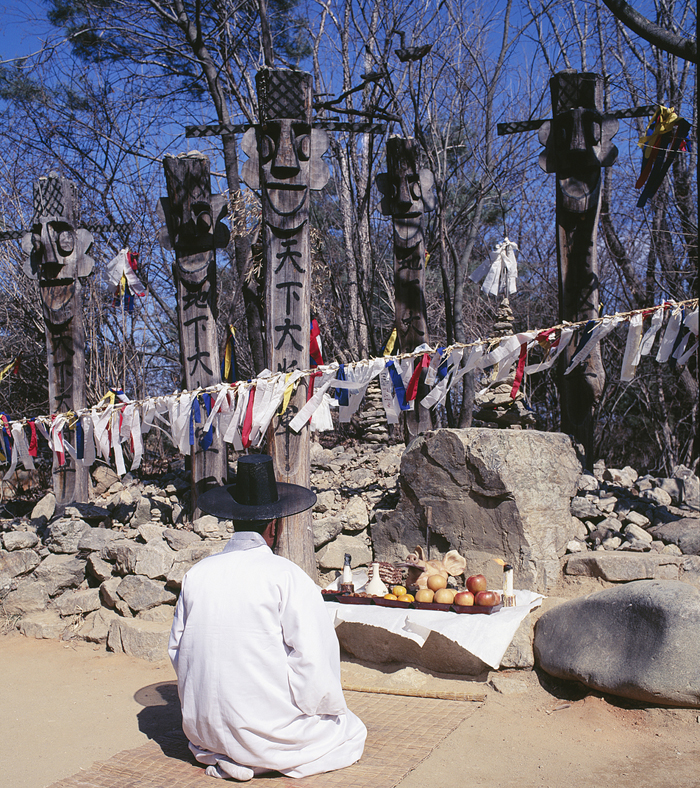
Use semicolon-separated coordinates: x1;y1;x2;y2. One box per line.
656;307;683;363
639;308;665;356
620;313;644;382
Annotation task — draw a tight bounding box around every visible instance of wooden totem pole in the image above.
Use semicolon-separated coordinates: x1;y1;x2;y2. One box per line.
241;69;330;579
538;72;618;464
159;152;230;507
21;175;93;507
498;71;653;466
376;136;437;436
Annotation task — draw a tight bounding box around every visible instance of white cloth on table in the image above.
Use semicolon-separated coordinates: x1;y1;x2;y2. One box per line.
169;532;367;779
325;582;543;670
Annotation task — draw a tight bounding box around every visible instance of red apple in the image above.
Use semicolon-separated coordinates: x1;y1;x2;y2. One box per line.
466;574;487;594
475;590;498;607
454;591;475;607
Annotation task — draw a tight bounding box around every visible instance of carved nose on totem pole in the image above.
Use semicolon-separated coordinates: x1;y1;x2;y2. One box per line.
271;120;301;178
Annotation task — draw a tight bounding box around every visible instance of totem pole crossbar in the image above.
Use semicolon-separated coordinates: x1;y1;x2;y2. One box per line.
497;104;656;136
186;122;385;138
0;222;132;243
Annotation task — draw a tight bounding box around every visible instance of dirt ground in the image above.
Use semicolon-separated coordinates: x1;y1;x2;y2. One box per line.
2;632;699;788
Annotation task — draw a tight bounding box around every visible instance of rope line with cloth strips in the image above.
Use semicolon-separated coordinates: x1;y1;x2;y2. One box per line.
0;299;697;479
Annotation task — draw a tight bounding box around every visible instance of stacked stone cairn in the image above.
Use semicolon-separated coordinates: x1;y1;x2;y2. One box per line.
472;298;537;429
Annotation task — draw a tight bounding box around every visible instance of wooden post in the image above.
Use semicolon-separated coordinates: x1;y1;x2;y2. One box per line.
538;72;619;466
241;69;330;579
498;72;653;467
376;136;437;437
159;152;229;510
21;175;93;510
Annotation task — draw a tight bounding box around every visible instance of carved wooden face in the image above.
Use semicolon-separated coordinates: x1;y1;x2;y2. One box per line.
241;122;329;216
376;169;437;242
21;219;94;281
538;108;618;213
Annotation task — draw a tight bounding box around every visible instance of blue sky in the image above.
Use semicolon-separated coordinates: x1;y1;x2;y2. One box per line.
0;1;54;62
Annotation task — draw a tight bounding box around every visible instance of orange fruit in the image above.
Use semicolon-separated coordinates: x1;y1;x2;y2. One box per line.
415;588;434;603
398;594;415;603
392;585;407;597
384;593;398;600
427;574;448;592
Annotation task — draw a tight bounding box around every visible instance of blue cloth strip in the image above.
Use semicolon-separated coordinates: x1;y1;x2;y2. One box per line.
386;361;411;411
201;393;214;450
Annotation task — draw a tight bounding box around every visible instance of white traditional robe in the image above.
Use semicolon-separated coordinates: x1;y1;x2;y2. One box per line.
169;532;367;779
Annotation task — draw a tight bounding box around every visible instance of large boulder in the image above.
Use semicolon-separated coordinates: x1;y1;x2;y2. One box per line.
534;580;700;707
649;518;700;555
372;429;582;591
107;618;171;661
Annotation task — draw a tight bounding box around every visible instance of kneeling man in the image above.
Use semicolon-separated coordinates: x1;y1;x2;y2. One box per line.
169;454;366;781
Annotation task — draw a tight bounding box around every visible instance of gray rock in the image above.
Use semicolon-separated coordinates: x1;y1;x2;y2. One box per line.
1;579;49;615
602;536;622;550
313;490;336;513
342;497;369;530
571;497;600;521
162;528;201;551
635;474;656;492
107;617;171;661
662;543;683;556
137;604;175;623
656;478;683;505
650;519;700;555
92;465;120;495
74;608;120;644
64;503;111;521
566;540;583;554
595;496;618;514
642;487;673;507
131;543;175;580
114;599;133;618
46;518;89;554
625;510;650;528
130;496;154;528
102;539;140;574
603;466;638;487
192;514;231;539
31;493;56;522
312;517;344;549
116;575;176;611
489;675;530;695
77;527;120;553
372;429;582;592
137;523;164;543
672;465;700;509
534;580;700;707
33;554;85;596
86;553;114;582
165;561;190;590
572;518;589;540
50;588;101;617
577;473;599;492
624;523;653;544
564;553;684;582
0;548;40;581
316;533;372;570
346;468;376;487
19;610;65;639
100;577;122;608
2;531;39;551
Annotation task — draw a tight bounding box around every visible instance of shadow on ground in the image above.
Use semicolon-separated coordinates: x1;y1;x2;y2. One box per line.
134;681;191;761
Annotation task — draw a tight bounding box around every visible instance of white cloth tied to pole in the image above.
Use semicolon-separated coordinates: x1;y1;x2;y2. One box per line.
675;308;699;366
620;313;644;382
106;248;146;296
656;306;683;363
10;422;34;472
565;317;623;374
338;359;384;422
639;307;665;356
469;238;519;296
421;348;464;409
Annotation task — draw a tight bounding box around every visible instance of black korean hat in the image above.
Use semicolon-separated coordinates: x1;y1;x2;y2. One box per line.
197;454;316;521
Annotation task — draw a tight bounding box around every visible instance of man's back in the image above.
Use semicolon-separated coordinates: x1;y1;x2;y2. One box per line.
169;532;366;779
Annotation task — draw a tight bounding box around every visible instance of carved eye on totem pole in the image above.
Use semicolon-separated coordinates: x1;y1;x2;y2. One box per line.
375;168;437;243
158;195;229;256
21;219;94;282
538;108;619;213
240;121;330;215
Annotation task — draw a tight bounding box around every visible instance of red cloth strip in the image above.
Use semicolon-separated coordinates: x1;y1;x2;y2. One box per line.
406;354;430;401
241;388;256;449
510;342;529;399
